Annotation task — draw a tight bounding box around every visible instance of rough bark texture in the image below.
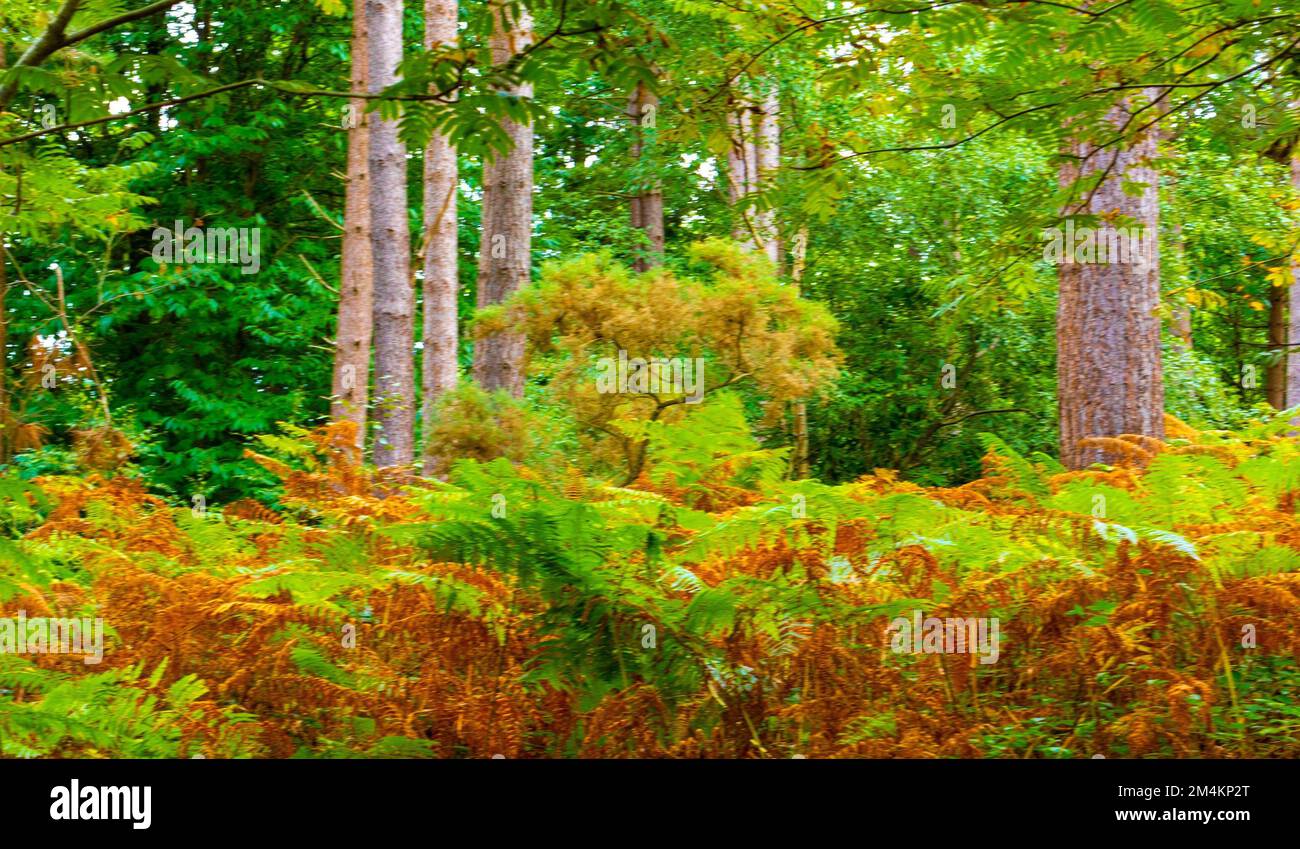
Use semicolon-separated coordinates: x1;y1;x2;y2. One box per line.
367;0;414;467
1290;155;1300;409
471;1;533;398
331;0;372;452
1057;95;1165;469
627;81;664;272
421;0;459;474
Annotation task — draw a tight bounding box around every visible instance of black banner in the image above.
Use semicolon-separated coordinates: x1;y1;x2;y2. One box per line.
2;758;1286;838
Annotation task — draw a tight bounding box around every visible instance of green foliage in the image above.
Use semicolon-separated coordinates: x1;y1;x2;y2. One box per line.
0;657;259;758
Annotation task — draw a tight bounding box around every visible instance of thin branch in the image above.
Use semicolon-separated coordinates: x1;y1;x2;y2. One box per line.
0;78;261;147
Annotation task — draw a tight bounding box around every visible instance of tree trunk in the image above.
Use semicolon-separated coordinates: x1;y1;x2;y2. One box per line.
1169;220;1192;350
1171;306;1192;350
727;80;780;269
331;0;373;453
471;1;533;398
1;47;9;464
730;79;799;474
0;250;8;464
1057;94;1165;469
1290;155;1300;409
1267;280;1287;410
627;81;664;271
791;227;810;479
422;0;459;474
367;0;414;467
727;91;758;248
755;83;781;270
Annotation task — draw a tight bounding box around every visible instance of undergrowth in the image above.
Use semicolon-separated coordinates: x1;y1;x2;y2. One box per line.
3;405;1300;758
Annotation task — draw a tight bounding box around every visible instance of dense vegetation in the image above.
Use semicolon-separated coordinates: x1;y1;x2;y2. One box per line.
4;0;1300;758
5;415;1300;757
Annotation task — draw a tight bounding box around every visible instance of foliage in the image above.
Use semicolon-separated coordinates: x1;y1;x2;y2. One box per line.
4;0;1300;764
422;384;538;477
501;244;839;483
4;416;1300;758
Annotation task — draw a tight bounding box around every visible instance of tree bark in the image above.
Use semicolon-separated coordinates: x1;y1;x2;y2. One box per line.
367;0;415;467
1267;280;1287;410
331;0;373;453
422;0;459;474
730;78;799;474
471;1;533;398
1057;94;1165;469
727;91;758;247
1169;219;1192;350
727;80;780;269
791;226;810;479
627;81;664;271
755;83;781;271
0;249;8;465
1290;155;1300;409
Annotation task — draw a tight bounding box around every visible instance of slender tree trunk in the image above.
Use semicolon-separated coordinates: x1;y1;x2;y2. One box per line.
791;227;810;479
1267;280;1287;409
0;251;8;465
0;48;7;464
727;80;780;268
727;91;758;248
472;1;533;398
627;81;664;271
1170;220;1192;350
1057;93;1165;469
1290;154;1300;409
422;0;459;474
1172;306;1193;350
755;83;781;270
730;78;799;473
367;0;414;467
0;117;7;463
331;0;373;453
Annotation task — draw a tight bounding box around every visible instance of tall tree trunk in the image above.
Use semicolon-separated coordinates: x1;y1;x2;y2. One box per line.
627;81;664;271
791;226;810;479
472;1;533;398
368;0;414;467
331;0;373;453
1290;154;1300;409
727;91;758;248
1267;280;1287;409
1057;94;1165;469
0;49;8;464
755;83;781;270
1169;219;1192;350
727;80;780;268
0;250;8;465
730;79;799;474
422;0;459;474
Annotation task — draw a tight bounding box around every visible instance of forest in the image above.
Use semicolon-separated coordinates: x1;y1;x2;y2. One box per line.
2;0;1300;761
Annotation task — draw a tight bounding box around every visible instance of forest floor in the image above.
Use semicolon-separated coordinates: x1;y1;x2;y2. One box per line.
2;415;1300;758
